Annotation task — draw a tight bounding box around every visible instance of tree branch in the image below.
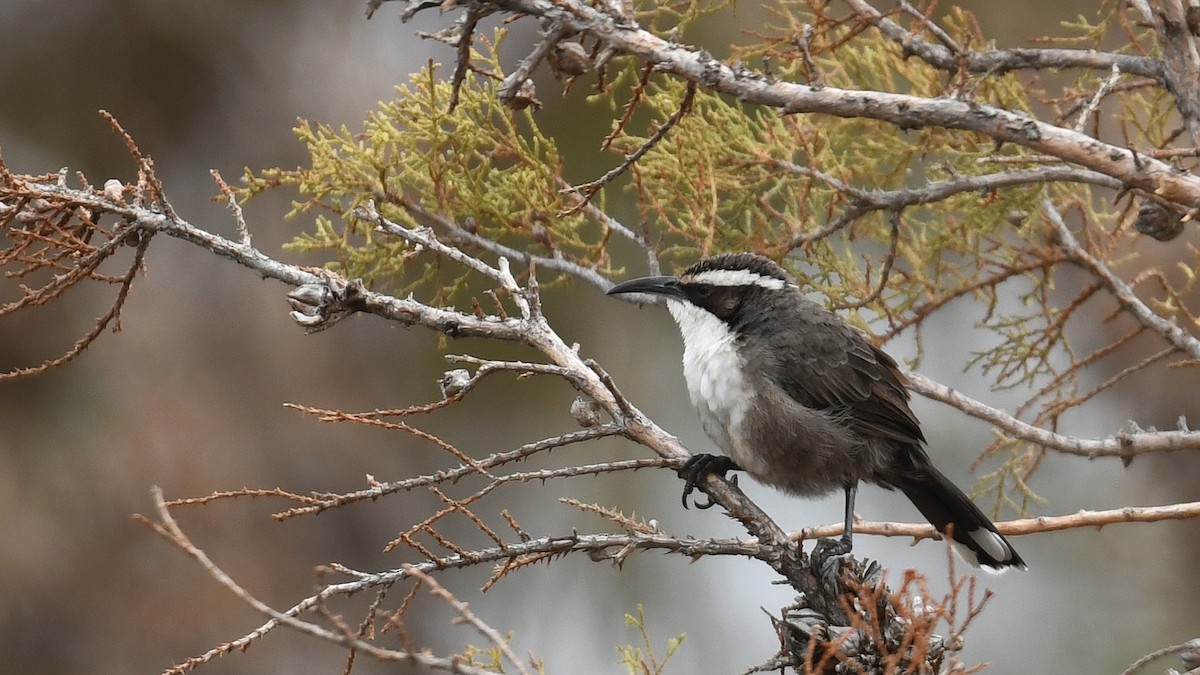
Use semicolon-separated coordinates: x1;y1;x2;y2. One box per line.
430;0;1200;206
843;0;1166;82
137;487;503;675
906;370;1200;459
1043;198;1200;361
402;565;533;675
1146;0;1200;143
794;501;1200;542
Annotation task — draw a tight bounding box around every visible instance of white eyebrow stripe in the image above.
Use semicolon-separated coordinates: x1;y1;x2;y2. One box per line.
687;268;788;290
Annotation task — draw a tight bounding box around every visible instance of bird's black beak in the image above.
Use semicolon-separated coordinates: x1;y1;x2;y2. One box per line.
606;275;686;302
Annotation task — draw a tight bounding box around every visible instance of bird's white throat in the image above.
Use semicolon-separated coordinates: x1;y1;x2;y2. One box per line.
666;300;751;458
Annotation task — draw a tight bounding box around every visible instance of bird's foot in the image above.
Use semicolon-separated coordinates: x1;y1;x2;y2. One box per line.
677;453;740;509
809;535;852;582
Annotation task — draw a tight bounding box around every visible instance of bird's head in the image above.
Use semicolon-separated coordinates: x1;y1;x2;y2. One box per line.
606;253;798;328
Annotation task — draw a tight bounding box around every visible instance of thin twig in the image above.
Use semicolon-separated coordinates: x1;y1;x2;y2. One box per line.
835;210;900;310
360;201;506;287
383;193;617;293
1074;64;1123;134
906;370;1200;458
1043;199;1200;360
794;500;1200;542
498;22;571;107
559;81;697;216
210;169;250;245
137;487;501;675
1120;637;1200;675
269;425;625;518
0;234;151;380
402;565;534;675
843;0;1164;82
448;6;492;112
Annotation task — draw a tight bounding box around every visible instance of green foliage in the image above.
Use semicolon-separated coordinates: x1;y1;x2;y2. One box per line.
456;639;546;674
634;0;739;34
1051;0;1151;50
459;643;507;672
617;604;686;675
241;35;611;303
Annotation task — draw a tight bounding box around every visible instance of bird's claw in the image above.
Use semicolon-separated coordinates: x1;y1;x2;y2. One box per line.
809;535;853;579
677;454;740;510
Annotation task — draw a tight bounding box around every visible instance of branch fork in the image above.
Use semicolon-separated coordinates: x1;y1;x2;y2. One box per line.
286;274;364;333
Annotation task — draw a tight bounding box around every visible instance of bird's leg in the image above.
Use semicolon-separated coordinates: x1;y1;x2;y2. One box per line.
810;483;856;574
677;454;741;509
840;482;856;550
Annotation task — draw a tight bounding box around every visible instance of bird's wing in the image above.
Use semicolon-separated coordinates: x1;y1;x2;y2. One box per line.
768;312;926;446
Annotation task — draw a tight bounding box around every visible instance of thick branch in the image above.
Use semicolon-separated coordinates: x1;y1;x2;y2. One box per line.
464;0;1200;206
1149;0;1200;142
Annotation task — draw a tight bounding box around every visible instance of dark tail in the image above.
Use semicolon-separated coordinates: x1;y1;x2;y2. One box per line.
894;465;1027;572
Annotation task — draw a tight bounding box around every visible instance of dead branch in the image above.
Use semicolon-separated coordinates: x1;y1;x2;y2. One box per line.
401;565;533;675
795;501;1200;543
1043;199;1200;360
906;370;1200;458
843;0;1165;81
137;487;503;675
1120;636;1200;675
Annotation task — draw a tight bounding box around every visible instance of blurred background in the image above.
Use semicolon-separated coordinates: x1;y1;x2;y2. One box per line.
1;1;1197;673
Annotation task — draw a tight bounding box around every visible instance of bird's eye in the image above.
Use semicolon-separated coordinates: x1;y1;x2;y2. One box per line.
694;284;712;298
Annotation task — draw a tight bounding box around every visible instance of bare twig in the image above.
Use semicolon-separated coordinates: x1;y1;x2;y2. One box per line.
403;565;533;675
1074;64;1124;134
137;487;503;675
209;169;250;245
270;425;626;518
359;201;509;295
0;234;151;380
381;193;616;293
843;0;1165;82
1043;199;1200;361
774;161;1122;218
834;209;900;310
559;80;697;216
448;6;492;112
1120;637;1200;675
794;500;1200;543
906;370;1200;458
499;22;571;108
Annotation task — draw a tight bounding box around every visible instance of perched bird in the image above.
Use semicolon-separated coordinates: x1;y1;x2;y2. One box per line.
607;252;1026;571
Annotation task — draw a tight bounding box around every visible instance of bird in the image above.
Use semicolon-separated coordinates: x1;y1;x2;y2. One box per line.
606;252;1026;572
